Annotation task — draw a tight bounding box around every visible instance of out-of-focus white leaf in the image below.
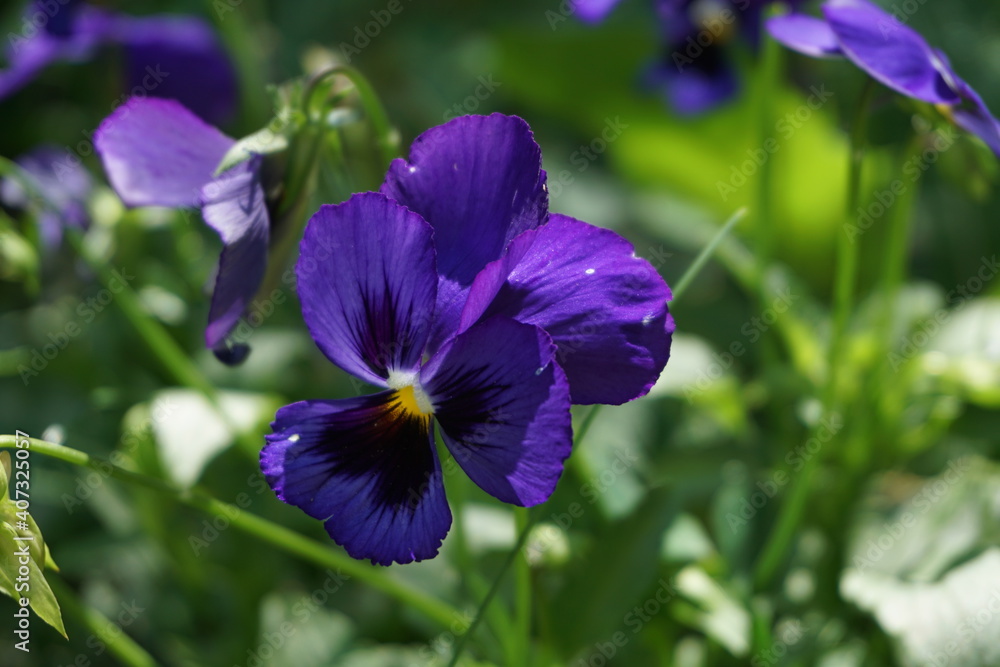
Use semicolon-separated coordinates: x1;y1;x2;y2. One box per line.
152;389;273;487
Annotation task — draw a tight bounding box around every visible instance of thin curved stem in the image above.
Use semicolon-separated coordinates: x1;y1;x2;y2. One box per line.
0;436;460;629
446;509;537;667
512;507;533;664
48;576;159;667
753;79;878;589
672;207;748;301
305;65;398;169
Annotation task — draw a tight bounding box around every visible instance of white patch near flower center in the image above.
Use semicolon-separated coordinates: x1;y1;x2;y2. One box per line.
386;370;435;415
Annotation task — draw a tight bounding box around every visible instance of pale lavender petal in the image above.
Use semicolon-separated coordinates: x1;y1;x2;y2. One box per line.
199;158;269;353
95;97;234;208
766;13;844;58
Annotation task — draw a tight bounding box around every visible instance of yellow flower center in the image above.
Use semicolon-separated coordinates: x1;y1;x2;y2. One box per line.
387;371;435;416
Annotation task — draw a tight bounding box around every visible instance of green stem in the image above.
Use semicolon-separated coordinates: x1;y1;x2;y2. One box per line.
512;507;532;665
306;66;398;169
63;229;265;456
752;79;877;589
826;78;877;408
0;436;459;629
754;11;782;281
64;230;217;399
446;457;515;661
446;510;537;667
863;137;921;469
574;404;603;447
443;204;746;665
48;576;158;667
672;208;748;302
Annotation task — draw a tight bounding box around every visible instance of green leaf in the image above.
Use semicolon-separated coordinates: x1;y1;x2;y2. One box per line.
0;524;67;638
150;388;278;488
674;565;751;657
0;445;65;637
547;487;678;657
214;123;292;175
0;451;9;498
842;458;1000;665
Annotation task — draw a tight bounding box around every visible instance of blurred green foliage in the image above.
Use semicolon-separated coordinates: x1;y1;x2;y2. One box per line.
2;0;1000;665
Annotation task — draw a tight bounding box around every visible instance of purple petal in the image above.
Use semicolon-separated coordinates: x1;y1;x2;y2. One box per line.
574;0;624;24
421;317;572;506
296;192;437;386
95;97;234;208
0;146;93;249
32;0;83;37
950;78;1000;157
822;0;959;104
262;394;451;566
647;49;740;115
199;158;270;353
461;215;673;405
766;14;844;58
381;114;548;347
0;5;112;99
109;14;238;125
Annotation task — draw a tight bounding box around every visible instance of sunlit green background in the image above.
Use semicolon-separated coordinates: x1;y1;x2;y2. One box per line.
3;0;1000;665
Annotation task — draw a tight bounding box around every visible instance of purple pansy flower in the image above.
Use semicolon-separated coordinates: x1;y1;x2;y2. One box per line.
767;0;1000;156
0;0;237;124
0;145;93;250
577;0;802;114
261;114;674;565
95;97;268;364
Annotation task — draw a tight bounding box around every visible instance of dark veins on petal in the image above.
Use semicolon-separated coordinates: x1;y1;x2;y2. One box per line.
308;394;434;511
431;365;517;445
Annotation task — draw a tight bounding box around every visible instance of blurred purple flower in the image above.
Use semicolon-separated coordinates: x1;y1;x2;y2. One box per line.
767;0;1000;156
260;114;674;565
0;145;93;250
0;0;237;124
95;97;268;364
577;0;802;115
